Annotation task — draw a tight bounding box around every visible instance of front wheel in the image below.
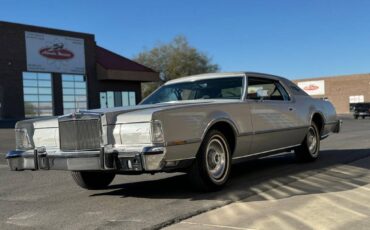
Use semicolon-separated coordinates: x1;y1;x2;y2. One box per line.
188;129;231;191
294;123;320;162
71;171;115;190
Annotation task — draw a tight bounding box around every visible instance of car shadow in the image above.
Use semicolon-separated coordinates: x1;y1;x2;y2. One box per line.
90;148;370;202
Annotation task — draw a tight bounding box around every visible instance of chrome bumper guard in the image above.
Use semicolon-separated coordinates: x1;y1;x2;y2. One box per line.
6;146;166;172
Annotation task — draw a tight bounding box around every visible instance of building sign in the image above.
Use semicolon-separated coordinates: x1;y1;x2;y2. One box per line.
349;95;364;103
25;31;85;74
297;80;325;95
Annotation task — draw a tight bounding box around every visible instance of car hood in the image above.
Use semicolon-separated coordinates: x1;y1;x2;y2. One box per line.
16;99;239;128
88;99;237;125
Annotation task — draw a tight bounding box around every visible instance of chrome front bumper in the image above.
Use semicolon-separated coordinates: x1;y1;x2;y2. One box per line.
6;146;166;172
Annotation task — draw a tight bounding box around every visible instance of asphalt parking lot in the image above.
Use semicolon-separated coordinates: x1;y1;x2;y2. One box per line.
0;116;370;230
0;129;15;164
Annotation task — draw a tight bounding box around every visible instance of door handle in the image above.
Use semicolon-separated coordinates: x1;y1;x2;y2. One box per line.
289;107;294;111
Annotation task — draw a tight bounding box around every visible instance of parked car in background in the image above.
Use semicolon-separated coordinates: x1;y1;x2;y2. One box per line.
6;72;341;191
351;103;370;119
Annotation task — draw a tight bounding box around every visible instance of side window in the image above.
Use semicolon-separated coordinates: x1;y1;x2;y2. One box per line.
247;77;290;101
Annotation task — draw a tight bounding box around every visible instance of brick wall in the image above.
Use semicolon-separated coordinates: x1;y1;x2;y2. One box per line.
294;74;370;114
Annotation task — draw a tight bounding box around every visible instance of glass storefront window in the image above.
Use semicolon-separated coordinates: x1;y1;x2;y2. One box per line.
62;74;87;114
23;72;53;117
100;91;136;108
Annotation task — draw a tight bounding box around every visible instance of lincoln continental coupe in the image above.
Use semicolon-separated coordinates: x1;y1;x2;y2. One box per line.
6;72;341;191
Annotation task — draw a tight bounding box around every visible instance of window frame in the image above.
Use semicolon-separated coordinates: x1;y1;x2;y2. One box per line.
22;72;54;118
61;74;88;114
99;91;137;108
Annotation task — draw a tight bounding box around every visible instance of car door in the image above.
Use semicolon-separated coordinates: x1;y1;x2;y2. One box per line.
247;76;304;154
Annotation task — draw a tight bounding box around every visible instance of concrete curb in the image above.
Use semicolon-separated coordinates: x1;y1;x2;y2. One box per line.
164;155;370;230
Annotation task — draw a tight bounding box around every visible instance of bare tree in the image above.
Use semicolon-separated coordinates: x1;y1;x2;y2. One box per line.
134;35;219;97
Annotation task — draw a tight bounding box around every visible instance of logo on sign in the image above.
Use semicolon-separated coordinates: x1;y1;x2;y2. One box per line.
303;84;319;91
39;43;74;60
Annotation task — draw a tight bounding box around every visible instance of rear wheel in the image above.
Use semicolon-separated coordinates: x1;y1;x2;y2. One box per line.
362;116;366;119
354;115;359;119
71;171;115;190
295;122;320;162
188;129;231;191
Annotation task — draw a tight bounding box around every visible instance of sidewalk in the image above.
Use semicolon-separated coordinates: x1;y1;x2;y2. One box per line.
165;156;370;230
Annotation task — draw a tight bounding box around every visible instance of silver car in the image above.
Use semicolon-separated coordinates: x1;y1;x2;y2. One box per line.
6;72;341;191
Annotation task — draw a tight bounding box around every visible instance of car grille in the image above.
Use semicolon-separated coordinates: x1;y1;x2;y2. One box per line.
59;119;101;151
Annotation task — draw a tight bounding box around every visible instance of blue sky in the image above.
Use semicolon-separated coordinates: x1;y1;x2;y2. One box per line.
1;0;370;79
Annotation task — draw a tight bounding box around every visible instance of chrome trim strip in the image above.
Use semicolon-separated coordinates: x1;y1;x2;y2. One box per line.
232;144;300;160
32;127;59;130
10;152;101;159
166;138;201;146
254;126;309;135
105;121;152;126
165;126;308;146
51;153;101;158
238;132;253;137
166;157;196;161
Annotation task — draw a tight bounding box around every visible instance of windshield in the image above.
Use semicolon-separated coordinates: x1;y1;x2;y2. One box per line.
141;77;244;105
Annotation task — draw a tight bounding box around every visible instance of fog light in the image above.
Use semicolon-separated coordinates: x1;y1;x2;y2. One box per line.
165;161;178;167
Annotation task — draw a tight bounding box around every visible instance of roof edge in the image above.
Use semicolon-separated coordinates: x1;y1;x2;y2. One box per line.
96;46;158;73
0;20;95;37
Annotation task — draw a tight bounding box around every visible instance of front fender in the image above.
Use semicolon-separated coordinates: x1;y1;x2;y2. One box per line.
200;111;239;142
152;106;242;161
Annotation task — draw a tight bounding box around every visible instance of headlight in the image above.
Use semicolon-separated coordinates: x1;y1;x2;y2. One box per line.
118;121;164;145
15;128;33;150
151;120;164;144
120;123;151;145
